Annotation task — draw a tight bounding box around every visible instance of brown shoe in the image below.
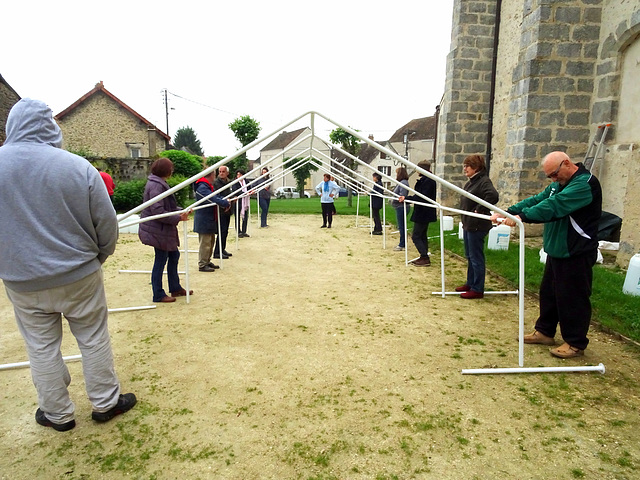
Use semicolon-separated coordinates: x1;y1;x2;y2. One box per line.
170;289;194;297
523;330;556;345
455;284;471;292
550;343;584;359
412;257;431;267
157;296;176;303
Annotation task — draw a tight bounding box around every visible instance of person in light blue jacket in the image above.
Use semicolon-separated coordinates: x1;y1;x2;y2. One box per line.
315;173;340;228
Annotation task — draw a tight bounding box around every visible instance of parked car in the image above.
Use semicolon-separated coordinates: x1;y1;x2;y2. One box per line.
275;186;311;199
337;187;357;197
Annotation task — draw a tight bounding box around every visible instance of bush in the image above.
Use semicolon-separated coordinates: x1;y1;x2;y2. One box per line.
160;150;204;179
112;179;146;213
112;175;191;213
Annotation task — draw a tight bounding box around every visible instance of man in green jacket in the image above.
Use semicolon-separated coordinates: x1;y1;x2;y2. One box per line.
491;151;602;358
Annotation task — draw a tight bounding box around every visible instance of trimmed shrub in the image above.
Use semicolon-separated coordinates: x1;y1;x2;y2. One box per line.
160;150;203;179
112;175;190;213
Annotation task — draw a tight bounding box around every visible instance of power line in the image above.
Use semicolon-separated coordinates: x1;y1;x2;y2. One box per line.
166;91;239;117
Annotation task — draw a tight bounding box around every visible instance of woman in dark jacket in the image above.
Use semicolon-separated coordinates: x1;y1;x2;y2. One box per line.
253;167;272;228
370;172;384;235
399;160;437;266
138;158;192;303
457;154;499;299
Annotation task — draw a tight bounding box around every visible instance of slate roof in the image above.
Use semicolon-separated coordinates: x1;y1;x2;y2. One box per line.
388;116;436;143
260;127;307;151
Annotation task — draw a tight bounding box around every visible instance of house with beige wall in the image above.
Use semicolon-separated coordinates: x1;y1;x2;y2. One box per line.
55;81;170;160
437;0;640;267
259;127;332;192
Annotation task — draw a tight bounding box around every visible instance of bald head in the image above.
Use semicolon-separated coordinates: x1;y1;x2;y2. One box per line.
542;151;577;184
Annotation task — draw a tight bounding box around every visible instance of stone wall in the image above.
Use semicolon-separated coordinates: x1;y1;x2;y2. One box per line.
57;92;167;158
0;78;20;146
92;157;153;183
439;0;640;264
436;0;497;205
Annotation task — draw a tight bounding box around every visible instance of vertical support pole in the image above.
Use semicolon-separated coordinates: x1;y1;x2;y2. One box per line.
183;221;190;304
439;209;446;298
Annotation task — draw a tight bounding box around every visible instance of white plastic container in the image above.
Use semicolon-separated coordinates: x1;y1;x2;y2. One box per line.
458;221;464;240
487;224;511;250
118;214;140;234
442;215;454;231
622;254;640;296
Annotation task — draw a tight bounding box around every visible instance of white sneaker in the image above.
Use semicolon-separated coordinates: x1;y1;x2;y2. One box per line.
393;246;404;251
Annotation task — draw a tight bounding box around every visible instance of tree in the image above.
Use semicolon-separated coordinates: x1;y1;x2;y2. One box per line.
329;127;361;206
229;115;261;175
173;126;204;156
283;157;319;196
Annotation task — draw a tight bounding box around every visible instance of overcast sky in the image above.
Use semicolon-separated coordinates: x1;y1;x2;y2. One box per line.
3;0;454;158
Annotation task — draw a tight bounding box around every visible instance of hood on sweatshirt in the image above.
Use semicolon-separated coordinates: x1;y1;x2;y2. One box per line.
5;98;63;148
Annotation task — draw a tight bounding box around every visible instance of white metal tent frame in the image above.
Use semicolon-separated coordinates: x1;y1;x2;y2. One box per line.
114;111;604;375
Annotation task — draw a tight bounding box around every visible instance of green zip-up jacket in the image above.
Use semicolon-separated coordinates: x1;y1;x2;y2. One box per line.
507;163;602;259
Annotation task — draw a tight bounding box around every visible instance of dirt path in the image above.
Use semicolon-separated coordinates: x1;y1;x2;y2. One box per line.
1;213;639;479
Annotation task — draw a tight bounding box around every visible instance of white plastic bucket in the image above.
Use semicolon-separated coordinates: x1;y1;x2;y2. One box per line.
487;224;511;250
622;254;640;296
442;215;454;231
458;222;464;240
118;214;140;234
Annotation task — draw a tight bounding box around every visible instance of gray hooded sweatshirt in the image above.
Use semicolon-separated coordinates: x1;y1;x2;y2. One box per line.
0;98;118;292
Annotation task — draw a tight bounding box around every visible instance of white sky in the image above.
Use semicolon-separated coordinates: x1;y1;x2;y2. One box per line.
2;0;454;159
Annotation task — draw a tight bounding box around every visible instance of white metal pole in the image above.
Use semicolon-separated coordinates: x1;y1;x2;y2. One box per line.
369;195;373;235
439;209;446;298
383;200;387;249
183;221;190;304
462;363;605;375
0;355;82;372
404;204;409;266
235;199;240;250
108;306;156;313
216;205;223;268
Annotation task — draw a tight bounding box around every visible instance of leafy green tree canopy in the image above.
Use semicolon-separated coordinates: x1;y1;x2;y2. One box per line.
283;157;319;195
173;126;204;156
329;127;361;156
228;115;261;175
160;150;204;179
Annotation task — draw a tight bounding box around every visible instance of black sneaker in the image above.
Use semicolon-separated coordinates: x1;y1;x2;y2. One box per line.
35;408;76;432
207;262;220;270
92;393;137;423
199;265;216;272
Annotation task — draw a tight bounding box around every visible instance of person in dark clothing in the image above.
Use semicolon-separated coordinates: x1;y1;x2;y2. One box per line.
213;165;235;259
193;170;229;272
457;154;499;299
370;172;384;235
491;151;602;358
399;160;437;266
253;167;272;228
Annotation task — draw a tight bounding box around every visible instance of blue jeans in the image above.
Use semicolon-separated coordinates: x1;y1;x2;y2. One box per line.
395;205;410;247
259;197;270;227
152;248;182;301
463;230;488;293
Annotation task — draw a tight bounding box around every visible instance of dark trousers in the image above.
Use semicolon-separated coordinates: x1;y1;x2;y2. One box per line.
321;202;334;226
463;230;488;293
235;209;248;234
259;197;270;227
214;215;231;254
535;252;596;350
411;222;430;258
151;248;181;301
372;207;382;232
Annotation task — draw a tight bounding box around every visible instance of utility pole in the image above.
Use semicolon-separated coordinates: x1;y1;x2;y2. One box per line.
163;89;170;138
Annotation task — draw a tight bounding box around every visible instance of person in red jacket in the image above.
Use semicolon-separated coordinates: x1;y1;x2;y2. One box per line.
98;167;115;201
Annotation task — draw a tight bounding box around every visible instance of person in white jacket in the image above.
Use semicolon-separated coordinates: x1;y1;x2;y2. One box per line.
0;98;136;432
315;173;340;228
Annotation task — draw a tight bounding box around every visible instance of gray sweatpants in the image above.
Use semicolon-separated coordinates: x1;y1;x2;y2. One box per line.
5;269;120;424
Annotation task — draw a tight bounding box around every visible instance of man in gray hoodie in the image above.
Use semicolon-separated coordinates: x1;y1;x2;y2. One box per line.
0;98;136;432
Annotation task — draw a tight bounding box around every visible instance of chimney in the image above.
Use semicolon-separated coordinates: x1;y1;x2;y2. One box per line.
368;134;374;140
